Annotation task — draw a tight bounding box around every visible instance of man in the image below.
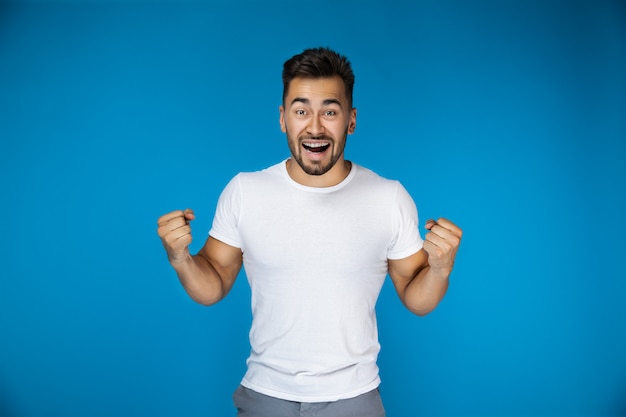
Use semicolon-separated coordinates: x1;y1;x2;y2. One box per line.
157;47;462;417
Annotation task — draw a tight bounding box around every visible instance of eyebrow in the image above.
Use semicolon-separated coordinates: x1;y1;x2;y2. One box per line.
290;97;343;108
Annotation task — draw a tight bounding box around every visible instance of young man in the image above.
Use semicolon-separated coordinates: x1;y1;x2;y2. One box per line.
157;47;462;417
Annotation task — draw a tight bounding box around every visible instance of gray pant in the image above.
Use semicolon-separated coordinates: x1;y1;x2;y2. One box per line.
233;385;386;417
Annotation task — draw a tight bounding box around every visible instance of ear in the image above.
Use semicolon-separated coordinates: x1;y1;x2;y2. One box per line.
348;107;357;134
279;105;286;133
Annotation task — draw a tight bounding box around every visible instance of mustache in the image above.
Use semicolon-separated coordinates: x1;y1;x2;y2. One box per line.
300;134;333;141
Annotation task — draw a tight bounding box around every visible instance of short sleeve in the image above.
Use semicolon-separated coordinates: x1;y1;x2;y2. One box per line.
386;182;424;260
208;174;243;249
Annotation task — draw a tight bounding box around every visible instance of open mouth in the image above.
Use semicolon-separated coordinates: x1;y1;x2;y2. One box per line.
302;141;330;154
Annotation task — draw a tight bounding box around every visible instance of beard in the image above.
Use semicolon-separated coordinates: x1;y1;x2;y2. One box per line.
286;127;348;176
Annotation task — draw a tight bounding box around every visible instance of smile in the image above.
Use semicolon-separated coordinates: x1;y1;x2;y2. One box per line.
302;141;330;154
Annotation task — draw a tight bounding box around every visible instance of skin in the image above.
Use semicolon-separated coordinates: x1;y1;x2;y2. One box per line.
157;76;462;315
279;76;356;187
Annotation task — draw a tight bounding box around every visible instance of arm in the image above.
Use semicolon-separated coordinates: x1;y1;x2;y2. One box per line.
157;209;243;306
388;218;462;316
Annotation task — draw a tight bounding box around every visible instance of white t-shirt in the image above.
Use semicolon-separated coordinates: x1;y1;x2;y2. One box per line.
209;160;423;402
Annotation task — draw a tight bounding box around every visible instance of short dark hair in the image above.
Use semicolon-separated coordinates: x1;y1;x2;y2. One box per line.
282;47;355;106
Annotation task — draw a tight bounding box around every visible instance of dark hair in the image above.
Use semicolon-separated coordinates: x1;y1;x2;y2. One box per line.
282;47;355;106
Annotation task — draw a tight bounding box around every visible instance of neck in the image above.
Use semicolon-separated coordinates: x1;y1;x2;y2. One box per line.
286;159;352;188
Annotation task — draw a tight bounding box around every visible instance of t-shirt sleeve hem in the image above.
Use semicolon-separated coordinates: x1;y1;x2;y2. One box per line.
387;241;423;260
208;230;242;249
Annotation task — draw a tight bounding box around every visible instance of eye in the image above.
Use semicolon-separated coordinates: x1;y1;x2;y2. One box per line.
295;109;307;117
323;110;337;118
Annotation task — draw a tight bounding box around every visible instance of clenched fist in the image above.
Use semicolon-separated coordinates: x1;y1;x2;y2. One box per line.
157;209;196;263
423;218;462;274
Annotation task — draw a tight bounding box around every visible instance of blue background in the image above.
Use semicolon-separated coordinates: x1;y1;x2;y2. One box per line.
1;0;625;416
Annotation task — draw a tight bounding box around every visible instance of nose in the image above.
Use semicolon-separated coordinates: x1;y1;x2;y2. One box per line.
306;114;325;136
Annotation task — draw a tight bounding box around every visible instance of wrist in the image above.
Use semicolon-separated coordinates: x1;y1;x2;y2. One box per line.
428;265;452;280
168;251;191;266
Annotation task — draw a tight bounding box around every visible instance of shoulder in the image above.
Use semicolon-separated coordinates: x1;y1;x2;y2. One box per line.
352;163;402;192
224;161;287;198
238;160;284;182
352;163;417;207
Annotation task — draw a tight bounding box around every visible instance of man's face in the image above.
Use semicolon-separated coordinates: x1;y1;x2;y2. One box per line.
280;76;356;180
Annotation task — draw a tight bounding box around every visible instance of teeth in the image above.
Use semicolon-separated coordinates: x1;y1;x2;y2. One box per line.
303;142;329;148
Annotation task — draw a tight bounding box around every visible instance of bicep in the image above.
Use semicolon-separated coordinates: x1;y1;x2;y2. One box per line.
198;236;243;293
388;249;429;297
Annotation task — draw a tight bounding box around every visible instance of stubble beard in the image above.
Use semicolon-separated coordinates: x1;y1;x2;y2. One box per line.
286;128;348;176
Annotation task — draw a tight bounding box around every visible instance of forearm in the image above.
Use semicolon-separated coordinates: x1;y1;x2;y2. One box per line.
402;266;450;316
170;252;227;306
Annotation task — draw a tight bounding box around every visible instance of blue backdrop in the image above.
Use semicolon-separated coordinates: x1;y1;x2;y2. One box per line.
1;1;625;416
